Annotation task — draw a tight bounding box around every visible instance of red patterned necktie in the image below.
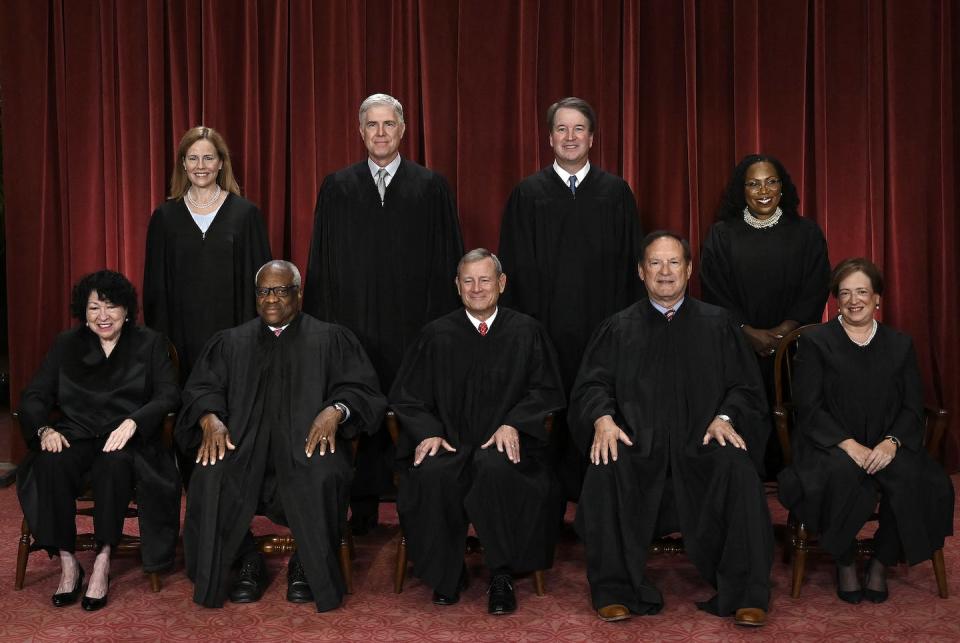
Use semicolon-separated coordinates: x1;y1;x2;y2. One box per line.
478;321;488;336
274;328;283;337
664;309;675;322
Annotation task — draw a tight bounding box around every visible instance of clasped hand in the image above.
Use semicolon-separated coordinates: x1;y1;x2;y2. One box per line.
840;438;896;474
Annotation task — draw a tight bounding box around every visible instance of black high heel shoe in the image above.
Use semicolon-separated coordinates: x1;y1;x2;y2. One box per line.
52;565;85;607
836;566;862;604
81;575;110;611
863;560;889;603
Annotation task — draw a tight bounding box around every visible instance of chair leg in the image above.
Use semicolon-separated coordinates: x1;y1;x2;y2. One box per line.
791;546;807;599
339;536;353;594
932;548;948;599
16;517;31;590
394;533;407;594
533;570;545;596
149;572;161;593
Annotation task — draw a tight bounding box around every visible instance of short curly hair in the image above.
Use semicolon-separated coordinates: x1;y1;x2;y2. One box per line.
70;270;139;322
717;154;800;221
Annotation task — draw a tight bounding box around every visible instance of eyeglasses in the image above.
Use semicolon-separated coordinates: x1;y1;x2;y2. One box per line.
255;285;299;298
184;154;219;166
744;178;782;191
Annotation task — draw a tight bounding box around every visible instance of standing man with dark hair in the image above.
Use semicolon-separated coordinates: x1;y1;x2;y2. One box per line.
304;93;464;533
570;232;773;626
498;96;643;502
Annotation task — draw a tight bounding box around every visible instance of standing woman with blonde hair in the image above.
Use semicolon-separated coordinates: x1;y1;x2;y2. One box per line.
143;126;271;382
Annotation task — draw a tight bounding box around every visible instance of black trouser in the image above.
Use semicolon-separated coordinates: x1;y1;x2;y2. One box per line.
29;436;135;554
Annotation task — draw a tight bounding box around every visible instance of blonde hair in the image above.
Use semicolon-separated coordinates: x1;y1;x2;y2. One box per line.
168;126;242;199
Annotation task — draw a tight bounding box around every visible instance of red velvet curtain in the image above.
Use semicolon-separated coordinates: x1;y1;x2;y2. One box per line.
1;0;957;466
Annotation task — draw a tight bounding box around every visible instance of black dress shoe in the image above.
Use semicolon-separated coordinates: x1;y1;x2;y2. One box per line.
81;576;109;612
287;557;314;603
432;565;469;605
51;566;84;607
487;574;516;615
230;555;268;603
836;567;862;605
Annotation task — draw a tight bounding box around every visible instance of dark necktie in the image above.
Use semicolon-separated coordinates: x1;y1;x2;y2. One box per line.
664;309;675;322
568;175;578;195
478;321;488;336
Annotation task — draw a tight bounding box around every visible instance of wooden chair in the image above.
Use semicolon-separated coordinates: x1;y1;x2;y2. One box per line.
773;324;950;599
387;411;548;596
15;340;181;593
253;437;359;594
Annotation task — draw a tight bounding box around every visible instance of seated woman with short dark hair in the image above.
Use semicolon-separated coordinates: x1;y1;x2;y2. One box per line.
778;258;954;604
16;270;180;611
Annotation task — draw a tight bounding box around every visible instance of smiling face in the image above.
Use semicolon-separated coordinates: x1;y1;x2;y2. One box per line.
743;161;783;219
837;270;880;327
86;292;127;343
455;257;506;321
638;236;692;309
182;138;223;190
360;105;405;166
548;107;594;173
256;265;302;327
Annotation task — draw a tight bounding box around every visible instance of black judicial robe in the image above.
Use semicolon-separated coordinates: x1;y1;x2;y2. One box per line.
498;166;642;392
700;214;829;475
175;313;386;611
390;307;566;595
303;159;464;392
143;194;271;381
700;215;829;330
17;325;181;571
778;320;954;564
569;298;772;615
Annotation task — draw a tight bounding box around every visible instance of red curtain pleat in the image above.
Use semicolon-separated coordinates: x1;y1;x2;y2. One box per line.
0;0;957;468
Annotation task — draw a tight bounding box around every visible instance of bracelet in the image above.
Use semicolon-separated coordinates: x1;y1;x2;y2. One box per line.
885;435;901;448
333;402;348;425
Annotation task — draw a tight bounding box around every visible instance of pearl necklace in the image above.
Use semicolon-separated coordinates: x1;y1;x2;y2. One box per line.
839;314;878;347
186;184;222;209
743;206;783;229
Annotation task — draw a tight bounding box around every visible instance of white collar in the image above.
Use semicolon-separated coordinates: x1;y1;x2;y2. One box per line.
553;160;590;186
368;155;402;179
465;307;498;331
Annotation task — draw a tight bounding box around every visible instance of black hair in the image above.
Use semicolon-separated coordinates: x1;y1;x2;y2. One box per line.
70;270;139;322
717;153;800;221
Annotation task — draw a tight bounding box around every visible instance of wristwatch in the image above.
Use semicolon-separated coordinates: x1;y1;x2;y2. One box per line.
716;414;733;427
885;435;901;448
37;426;53;439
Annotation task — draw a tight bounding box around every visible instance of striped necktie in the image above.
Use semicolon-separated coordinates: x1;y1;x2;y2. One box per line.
568;175;578;195
664;309;675;322
478;321;488;336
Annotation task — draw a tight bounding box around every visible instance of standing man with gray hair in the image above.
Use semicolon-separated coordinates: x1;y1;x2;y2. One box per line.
498;97;643;503
304;93;464;533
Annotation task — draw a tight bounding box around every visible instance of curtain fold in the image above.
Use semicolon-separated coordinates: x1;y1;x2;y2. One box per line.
1;0;957;468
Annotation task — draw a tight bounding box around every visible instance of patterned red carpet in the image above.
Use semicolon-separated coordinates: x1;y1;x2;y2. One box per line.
2;478;958;642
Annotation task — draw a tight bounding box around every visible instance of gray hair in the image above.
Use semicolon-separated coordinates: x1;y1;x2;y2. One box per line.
255;260;302;287
457;248;503;276
359;93;405;125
